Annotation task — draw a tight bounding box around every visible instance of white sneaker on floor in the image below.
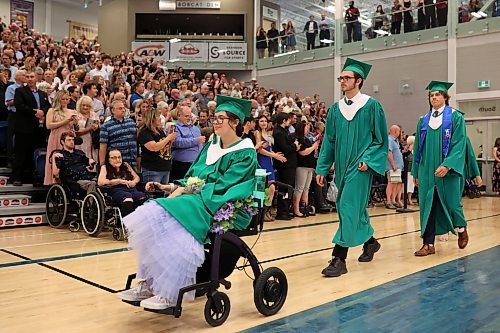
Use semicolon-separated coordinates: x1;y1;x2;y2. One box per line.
140;295;174;310
116;280;154;302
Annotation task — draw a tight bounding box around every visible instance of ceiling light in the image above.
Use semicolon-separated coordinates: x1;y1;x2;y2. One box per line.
320;39;334;44
169;38;181;43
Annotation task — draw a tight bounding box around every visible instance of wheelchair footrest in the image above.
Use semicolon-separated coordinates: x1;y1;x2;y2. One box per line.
122;300;141;307
144;306;176;316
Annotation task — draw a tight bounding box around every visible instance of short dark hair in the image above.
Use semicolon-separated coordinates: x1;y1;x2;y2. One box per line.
275;112;290;125
243;117;255;125
67;86;79;94
60;131;75;142
82;82;97;94
353;72;364;89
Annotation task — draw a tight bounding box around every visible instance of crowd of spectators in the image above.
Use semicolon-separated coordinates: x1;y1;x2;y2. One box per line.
0;20;341;220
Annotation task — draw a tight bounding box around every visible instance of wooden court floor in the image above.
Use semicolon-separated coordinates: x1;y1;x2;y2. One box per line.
0;197;499;333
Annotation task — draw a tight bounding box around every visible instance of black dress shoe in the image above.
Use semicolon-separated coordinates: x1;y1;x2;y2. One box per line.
13;180;23;186
275;215;292;221
321;257;348;277
358;239;381;262
288;212;295;218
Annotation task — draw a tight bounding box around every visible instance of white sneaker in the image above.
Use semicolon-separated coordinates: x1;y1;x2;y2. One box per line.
116;280;154;302
140;295;174;310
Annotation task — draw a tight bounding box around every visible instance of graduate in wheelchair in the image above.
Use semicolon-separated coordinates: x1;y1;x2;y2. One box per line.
118;96;288;327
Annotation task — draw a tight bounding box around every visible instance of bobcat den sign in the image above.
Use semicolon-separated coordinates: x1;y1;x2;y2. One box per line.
176;1;221;9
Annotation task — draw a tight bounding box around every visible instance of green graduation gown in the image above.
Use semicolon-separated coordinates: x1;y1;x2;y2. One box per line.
316;94;388;247
464;136;481;180
412;110;467;235
155;138;257;244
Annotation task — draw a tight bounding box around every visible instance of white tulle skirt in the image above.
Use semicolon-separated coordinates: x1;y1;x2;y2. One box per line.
123;201;205;302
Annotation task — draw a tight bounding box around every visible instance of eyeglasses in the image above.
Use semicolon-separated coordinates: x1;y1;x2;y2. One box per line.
210;116;231;124
337;76;355;82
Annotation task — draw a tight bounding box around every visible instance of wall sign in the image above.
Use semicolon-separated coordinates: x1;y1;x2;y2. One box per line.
209;42;247;63
131;41;170;61
176;1;221;9
131;41;247;63
262;6;278;21
170;42;209;61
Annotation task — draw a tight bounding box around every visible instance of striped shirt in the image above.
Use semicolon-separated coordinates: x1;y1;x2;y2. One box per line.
100;117;137;167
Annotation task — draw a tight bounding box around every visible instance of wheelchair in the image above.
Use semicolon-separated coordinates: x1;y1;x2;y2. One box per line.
121;200;288;327
45;182;128;241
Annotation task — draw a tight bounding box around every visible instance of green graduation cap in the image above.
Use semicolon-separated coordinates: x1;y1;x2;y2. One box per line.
342;58;373;79
426;80;454;93
215;95;251;122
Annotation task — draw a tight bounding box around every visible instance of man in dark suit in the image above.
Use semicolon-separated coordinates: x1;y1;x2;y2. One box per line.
12;70;50;186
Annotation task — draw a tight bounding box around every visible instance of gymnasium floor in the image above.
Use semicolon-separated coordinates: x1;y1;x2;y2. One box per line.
1;196;499;333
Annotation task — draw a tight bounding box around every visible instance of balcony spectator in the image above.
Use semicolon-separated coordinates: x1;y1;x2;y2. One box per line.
436;0;448;26
256;26;268;59
267;22;280;57
303;15;318;50
345;1;362;42
319;13;331;47
424;0;437;28
403;0;414;32
286;21;297;51
391;0;404;34
417;0;427;29
373;5;387;31
279;22;288;53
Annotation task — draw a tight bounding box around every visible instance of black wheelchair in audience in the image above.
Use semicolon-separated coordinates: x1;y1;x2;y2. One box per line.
45;181;128;240
122;200;288;327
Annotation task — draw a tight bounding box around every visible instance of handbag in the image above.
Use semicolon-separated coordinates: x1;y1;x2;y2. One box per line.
85;118;100;150
326;174;338;203
389;169;402;183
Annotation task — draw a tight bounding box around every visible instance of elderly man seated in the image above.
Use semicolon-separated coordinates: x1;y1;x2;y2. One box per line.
52;131;97;194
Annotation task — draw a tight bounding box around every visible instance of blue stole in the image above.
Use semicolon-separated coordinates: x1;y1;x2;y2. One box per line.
414;105;453;164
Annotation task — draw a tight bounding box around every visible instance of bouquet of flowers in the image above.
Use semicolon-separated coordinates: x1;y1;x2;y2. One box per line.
211;196;259;235
184;177;205;194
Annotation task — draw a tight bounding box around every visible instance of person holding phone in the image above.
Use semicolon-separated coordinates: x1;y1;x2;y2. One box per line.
138;108;176;183
44;90;80;185
75;95;100;163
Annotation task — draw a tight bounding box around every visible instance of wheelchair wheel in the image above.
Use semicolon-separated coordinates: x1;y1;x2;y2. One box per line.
112;228;124;241
81;192;105;237
45;184;68;228
254;267;288;316
204;291;230;327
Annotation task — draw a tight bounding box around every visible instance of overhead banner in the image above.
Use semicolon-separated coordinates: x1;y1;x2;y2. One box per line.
10;0;34;29
131;41;169;61
68;20;98;41
170;42;208;62
209;42;247;63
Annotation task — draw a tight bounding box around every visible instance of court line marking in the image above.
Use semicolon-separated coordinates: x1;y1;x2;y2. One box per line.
3;237;107;249
0;211;497;270
1;213;498;296
0;248;117;293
